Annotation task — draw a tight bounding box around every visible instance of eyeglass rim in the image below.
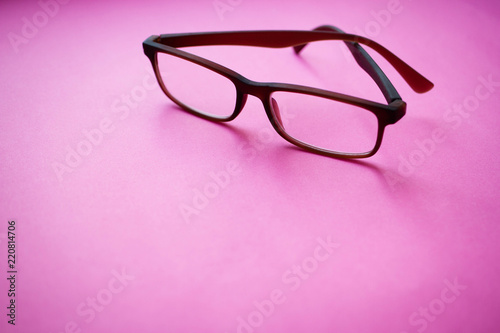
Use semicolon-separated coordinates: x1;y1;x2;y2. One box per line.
142;28;431;158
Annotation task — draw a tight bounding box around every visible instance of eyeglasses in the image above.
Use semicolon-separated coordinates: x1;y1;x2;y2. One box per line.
142;25;433;158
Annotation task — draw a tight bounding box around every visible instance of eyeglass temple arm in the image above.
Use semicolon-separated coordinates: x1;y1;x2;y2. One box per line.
158;31;434;94
294;25;401;103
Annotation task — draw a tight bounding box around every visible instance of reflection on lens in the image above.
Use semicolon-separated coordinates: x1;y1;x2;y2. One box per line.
271;91;379;154
157;53;237;119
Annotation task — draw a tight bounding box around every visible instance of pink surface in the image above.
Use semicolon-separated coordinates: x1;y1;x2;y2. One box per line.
1;0;500;332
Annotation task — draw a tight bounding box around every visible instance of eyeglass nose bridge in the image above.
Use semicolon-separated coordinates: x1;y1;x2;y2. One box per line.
230;79;291;138
228;78;271;121
225;76;269;121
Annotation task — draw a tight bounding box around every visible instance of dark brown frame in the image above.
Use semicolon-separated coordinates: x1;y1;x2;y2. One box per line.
142;25;434;158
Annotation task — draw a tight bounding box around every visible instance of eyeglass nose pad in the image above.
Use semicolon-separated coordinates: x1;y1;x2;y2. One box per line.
271;98;284;128
235;93;248;115
240;94;248;109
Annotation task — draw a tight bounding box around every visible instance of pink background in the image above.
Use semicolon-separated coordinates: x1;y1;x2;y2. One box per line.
1;0;499;332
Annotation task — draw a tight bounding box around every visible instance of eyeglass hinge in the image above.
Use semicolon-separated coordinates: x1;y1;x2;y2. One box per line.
387;99;407;124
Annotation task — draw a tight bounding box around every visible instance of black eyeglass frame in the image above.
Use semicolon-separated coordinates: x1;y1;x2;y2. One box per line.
142;25;433;158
